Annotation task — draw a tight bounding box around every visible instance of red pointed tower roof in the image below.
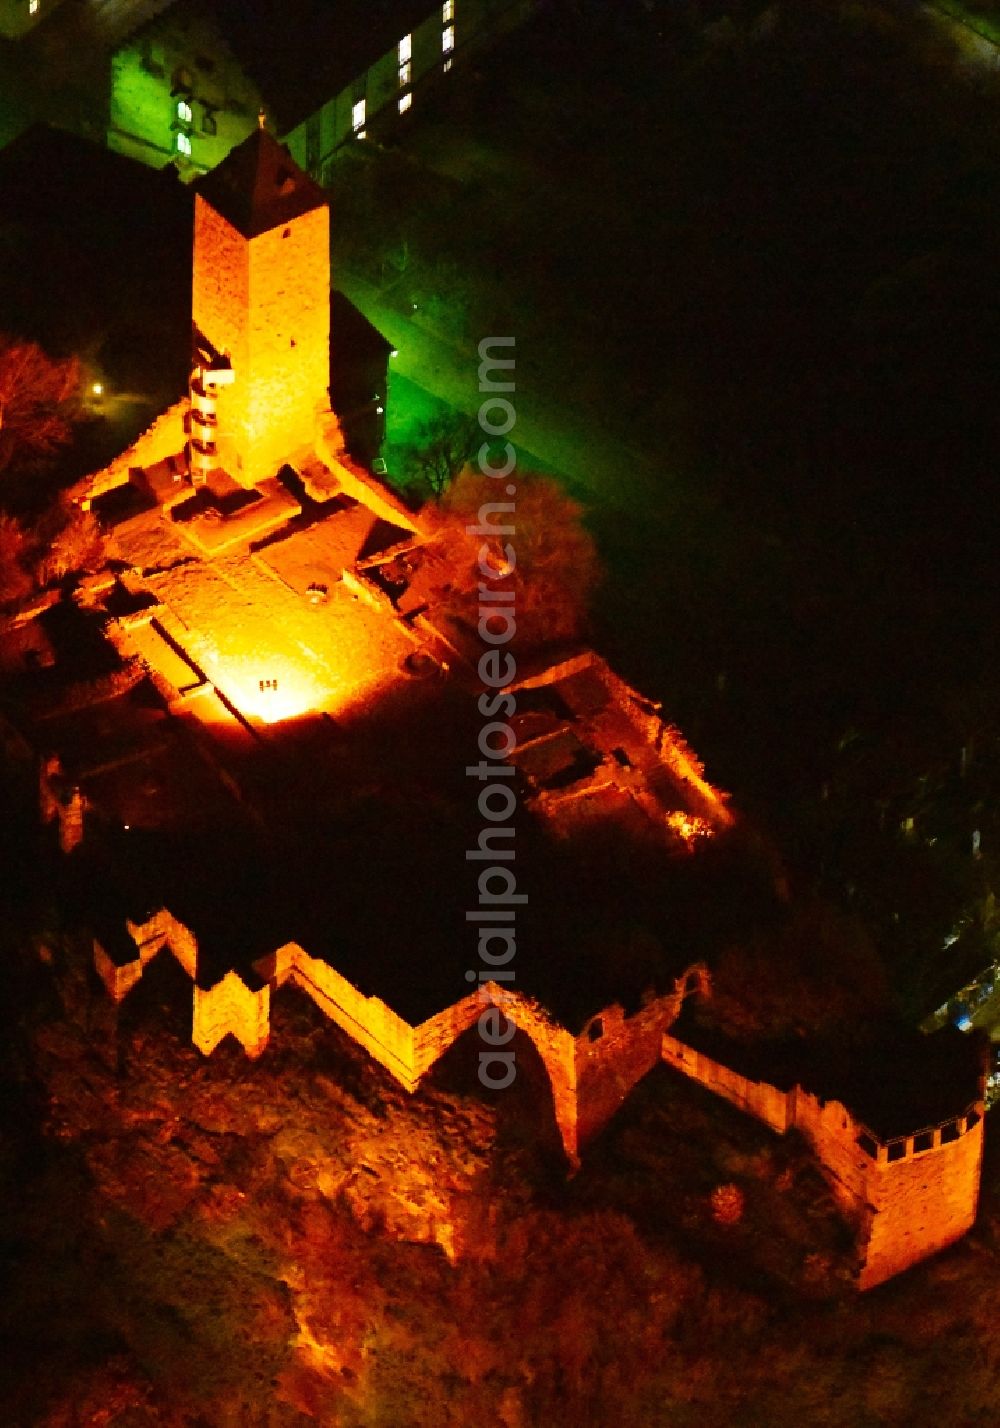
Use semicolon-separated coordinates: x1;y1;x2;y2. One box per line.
192;124;327;240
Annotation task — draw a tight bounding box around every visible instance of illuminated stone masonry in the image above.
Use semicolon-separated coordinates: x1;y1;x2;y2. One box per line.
662;1032;985;1291
88;900;986;1290
33;122;983;1300
191;129;331;488
93;907;705;1170
508;653;733;845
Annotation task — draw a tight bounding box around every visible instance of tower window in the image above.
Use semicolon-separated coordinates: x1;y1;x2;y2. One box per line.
176;98;193;125
444;57;453;73
443;24;454;54
443;0;454;21
29;0;39;14
398;93;412;115
398;60;411;87
202;108;218;136
352;98;366;135
399;33;412;64
176;132;192;157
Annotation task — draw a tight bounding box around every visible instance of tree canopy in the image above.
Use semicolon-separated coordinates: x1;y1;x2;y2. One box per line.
0;335;81;475
421;468;603;649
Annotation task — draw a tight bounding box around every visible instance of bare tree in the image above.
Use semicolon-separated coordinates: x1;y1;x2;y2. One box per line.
421;469;602;647
0;335;82;474
395;413;481;498
35;501;106;586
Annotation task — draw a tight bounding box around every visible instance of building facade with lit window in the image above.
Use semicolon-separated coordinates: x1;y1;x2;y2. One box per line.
0;0;65;39
107;0;537;179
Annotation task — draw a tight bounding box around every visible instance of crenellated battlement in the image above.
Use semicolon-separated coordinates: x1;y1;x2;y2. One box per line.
661;1031;985;1290
88;900;986;1292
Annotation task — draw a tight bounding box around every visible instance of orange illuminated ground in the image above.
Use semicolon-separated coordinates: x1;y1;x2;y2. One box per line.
106;496;417;729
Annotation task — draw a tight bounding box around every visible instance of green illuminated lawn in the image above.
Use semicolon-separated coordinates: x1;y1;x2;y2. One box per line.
384;370;451;448
383;370;565;496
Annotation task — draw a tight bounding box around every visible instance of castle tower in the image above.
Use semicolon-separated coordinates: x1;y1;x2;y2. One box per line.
190;122;330;488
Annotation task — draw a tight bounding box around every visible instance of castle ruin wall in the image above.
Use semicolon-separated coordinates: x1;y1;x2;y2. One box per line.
575;976;707;1150
662;1030;985;1288
857;1108;984;1290
91;909;698;1168
259;943;419;1088
193;970;270;1057
78;400;189;508
39;757;86;854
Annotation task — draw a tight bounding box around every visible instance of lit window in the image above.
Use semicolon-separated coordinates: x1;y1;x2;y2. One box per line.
443;23;454;54
399;33;411;64
352;98;366;133
398;93;412;115
443;0;454;20
176;98;193;124
28;0;39;13
176;132;192;156
398;60;411;87
444;57;453;73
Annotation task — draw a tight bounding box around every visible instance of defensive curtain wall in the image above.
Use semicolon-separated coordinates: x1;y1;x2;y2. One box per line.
661;1033;985;1290
92;905;711;1168
40;744;986;1289
91;914;985;1289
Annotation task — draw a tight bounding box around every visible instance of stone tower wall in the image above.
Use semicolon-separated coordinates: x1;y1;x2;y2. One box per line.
859;1111;984;1289
192;194;250;399
192;196;249;478
192;196;330;486
243;207;331;483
